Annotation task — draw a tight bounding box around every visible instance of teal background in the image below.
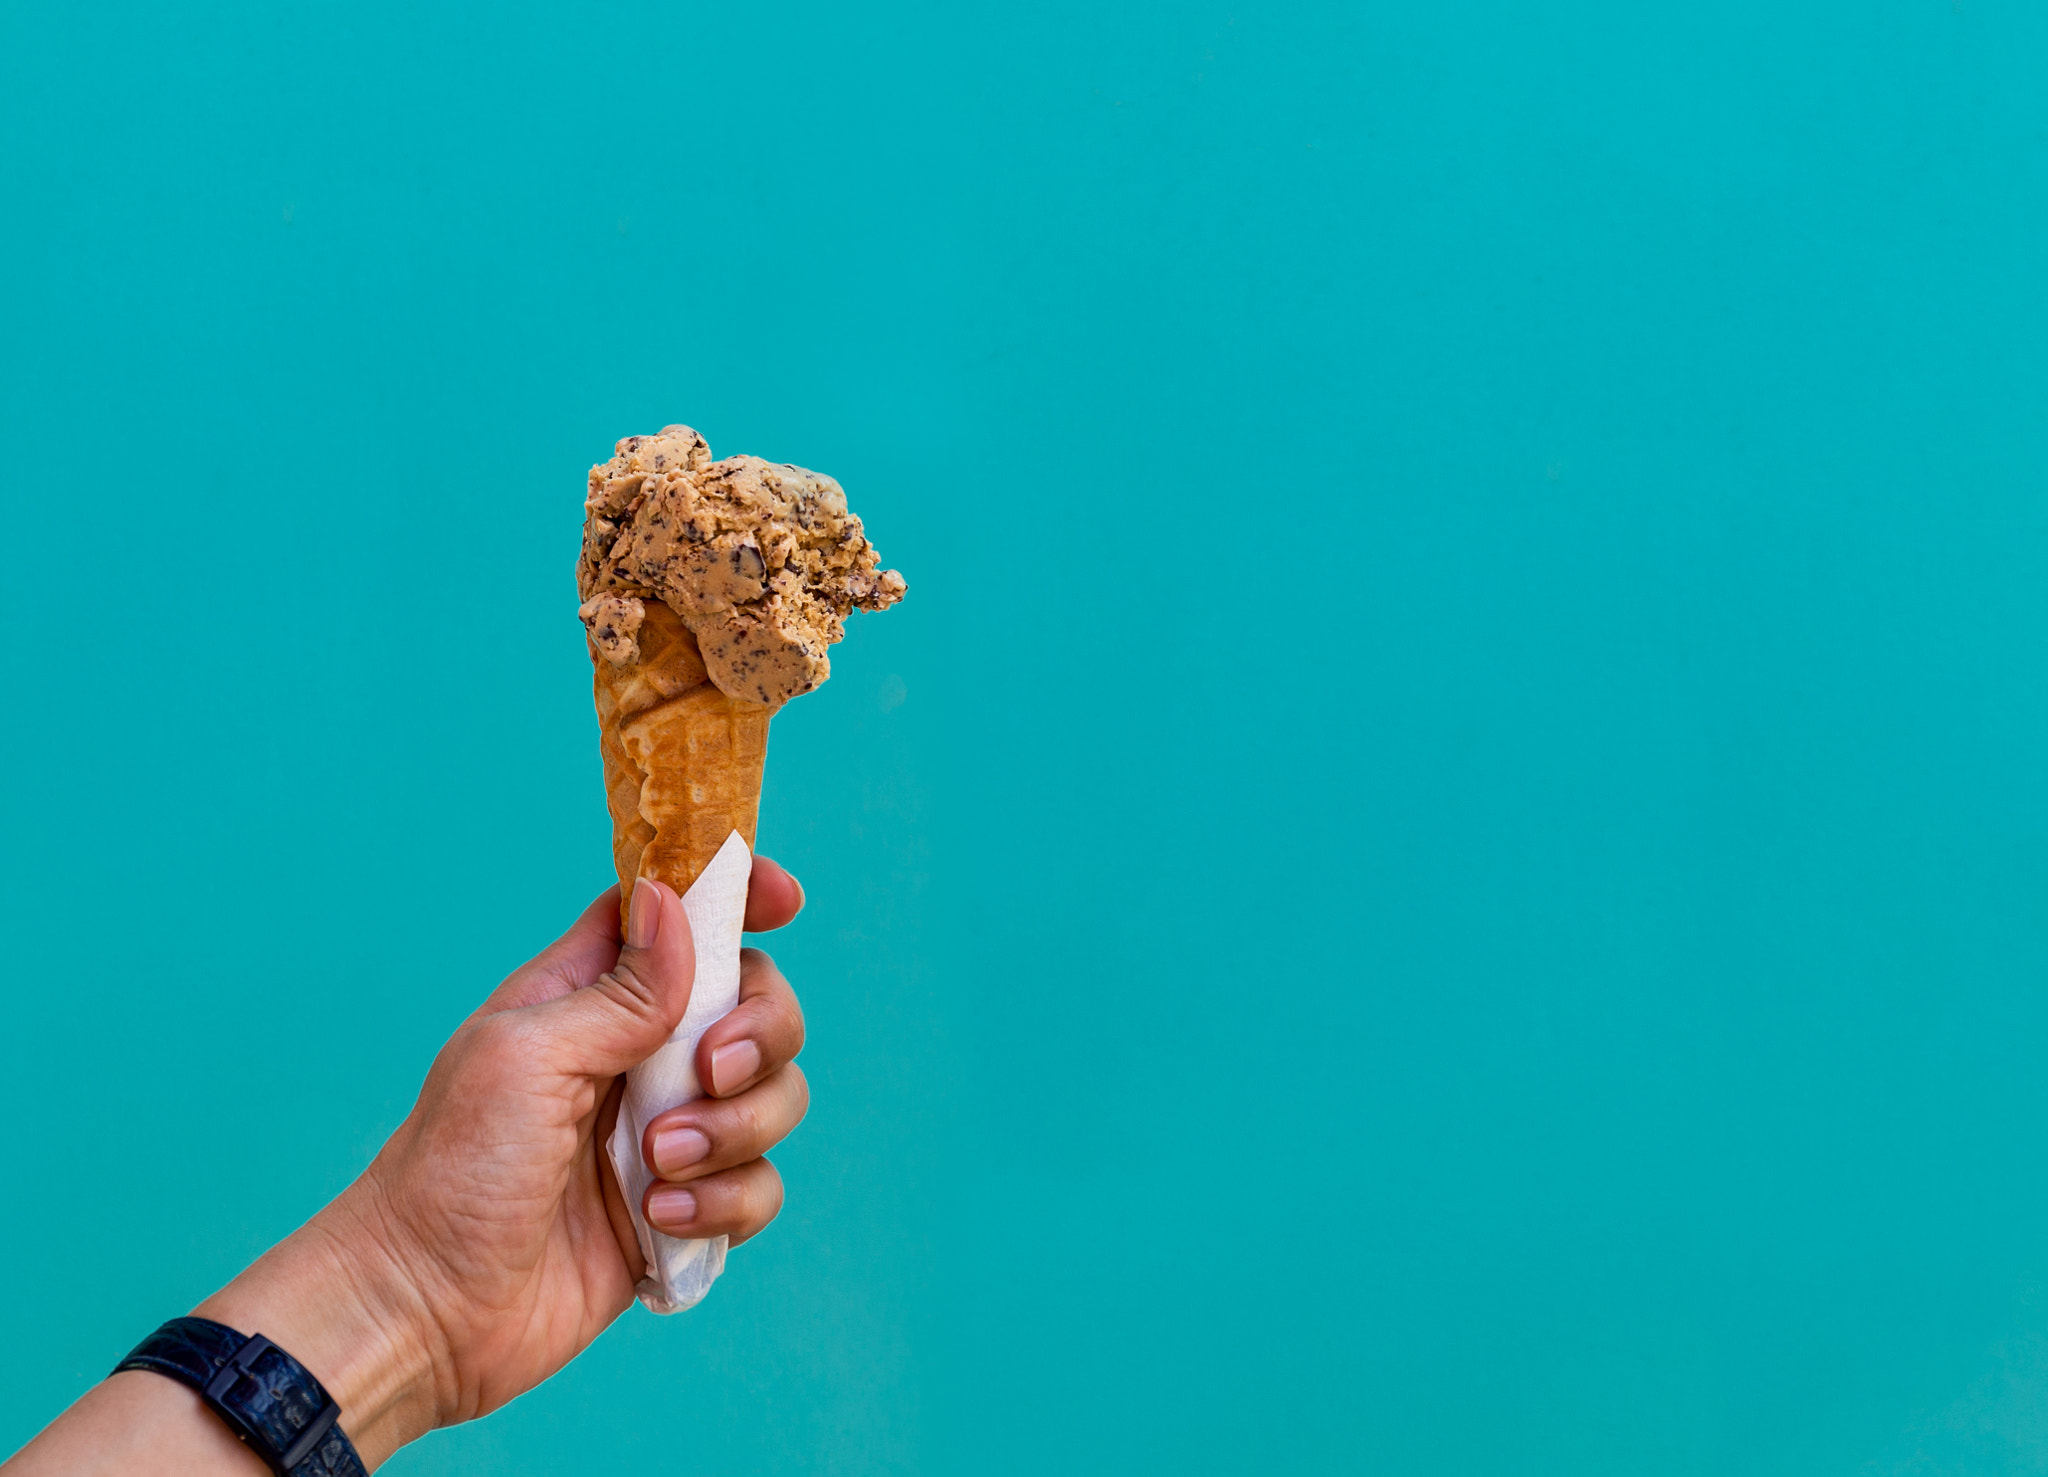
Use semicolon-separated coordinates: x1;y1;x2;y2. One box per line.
5;0;2048;1471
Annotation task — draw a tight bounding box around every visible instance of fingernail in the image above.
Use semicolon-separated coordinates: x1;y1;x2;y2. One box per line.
652;1125;711;1175
647;1185;697;1231
627;878;661;950
710;1039;762;1096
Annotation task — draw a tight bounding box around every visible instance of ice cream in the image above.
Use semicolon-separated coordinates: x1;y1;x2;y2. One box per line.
581;424;903;1314
578;425;906;706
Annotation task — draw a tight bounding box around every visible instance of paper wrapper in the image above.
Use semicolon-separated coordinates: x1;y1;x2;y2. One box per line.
606;829;753;1313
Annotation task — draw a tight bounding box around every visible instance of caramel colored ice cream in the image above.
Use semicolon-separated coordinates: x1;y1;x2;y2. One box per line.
577;425;906;704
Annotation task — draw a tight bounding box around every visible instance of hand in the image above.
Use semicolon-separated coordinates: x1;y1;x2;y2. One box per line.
197;858;809;1466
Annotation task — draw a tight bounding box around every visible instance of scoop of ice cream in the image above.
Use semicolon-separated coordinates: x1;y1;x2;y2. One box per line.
578;425;907;704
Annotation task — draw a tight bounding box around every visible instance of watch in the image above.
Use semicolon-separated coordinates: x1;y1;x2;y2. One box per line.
113;1316;369;1476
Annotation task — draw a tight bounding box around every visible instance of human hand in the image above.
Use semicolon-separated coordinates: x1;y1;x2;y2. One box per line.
196;859;810;1467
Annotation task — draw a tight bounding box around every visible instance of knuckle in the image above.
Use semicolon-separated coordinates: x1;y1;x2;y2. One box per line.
593;964;664;1022
757;1162;786;1223
695;1172;738;1224
741;950;795;999
730;1095;766;1148
708;1164;777;1226
773;992;806;1052
719;1162;784;1245
465;1011;542;1070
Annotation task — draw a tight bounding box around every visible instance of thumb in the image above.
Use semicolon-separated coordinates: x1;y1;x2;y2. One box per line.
527;876;695;1077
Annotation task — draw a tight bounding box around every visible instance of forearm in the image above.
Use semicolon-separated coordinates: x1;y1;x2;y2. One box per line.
3;1189;442;1475
5;1371;271;1475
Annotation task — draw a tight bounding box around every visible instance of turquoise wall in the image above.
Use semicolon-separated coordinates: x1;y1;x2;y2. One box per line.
6;1;2048;1470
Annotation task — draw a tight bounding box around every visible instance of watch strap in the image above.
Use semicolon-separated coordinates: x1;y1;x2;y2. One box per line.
114;1316;368;1476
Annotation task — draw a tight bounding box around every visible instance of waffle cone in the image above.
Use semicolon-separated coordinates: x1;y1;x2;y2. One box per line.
593;600;775;928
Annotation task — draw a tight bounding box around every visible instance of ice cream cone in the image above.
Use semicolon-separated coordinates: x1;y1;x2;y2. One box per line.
579;423;901;1313
592;598;777;929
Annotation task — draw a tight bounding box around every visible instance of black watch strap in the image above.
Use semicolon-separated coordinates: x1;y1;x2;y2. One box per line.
113;1317;369;1477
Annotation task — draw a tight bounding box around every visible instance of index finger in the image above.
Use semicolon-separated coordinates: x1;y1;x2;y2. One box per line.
745;855;805;933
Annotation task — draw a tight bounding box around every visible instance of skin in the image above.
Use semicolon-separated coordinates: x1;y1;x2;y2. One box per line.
2;858;812;1473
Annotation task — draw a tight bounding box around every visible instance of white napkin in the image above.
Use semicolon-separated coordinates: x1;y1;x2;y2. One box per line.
606;829;753;1313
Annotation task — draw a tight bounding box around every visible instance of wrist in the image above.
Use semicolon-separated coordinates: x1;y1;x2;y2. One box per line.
195;1183;449;1469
